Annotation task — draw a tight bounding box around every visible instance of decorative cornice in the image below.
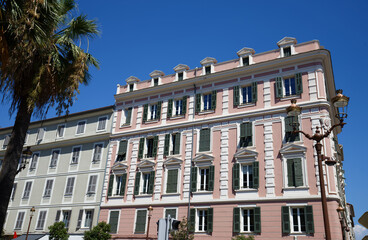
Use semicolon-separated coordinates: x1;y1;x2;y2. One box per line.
163;157;182;166
277;37;297;47
137;160;155;169
126;76;140;83
237;47;255;57
149;70;165;78
280;143;307;155
234;148;258;161
200;57;217;66
112;162;128;172
173;64;189;72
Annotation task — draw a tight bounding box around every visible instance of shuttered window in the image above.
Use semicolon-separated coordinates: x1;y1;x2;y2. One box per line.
196;208;213;233
84;209;94;228
36;211;47;230
234;83;257;107
145;137;158;158
71;147;80;164
65;177;75;196
285;116;300;142
117;140;128;161
282;206;314;234
92;144;103;162
15;212;25;229
233;207;261;233
196;91;217;113
50;150;60;167
57;125;65;138
37;128;45;141
43;179;53;197
240;122;252;147
287;158;303;187
11;183;17;200
233;162;259;190
108;173;127;197
87;175;98;194
199;128;210;152
138;171;155;195
76;121;85;134
97;116;107;131
165;209;177;219
275;73;303;98
166;169;178;193
23;182;32;199
124;107;132;125
29;153;39;170
109;211;120;234
168;97;187;118
135;210;147;233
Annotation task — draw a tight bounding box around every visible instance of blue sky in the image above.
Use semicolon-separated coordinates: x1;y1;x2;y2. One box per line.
1;0;367;237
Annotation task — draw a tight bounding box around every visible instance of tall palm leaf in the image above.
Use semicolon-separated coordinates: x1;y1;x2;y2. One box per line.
0;0;99;232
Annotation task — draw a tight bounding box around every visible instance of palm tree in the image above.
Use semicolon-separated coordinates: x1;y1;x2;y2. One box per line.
0;0;99;232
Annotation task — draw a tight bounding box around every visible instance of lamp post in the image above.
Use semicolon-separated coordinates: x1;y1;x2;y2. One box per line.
286;90;349;240
16;147;33;174
146;205;153;240
25;206;35;240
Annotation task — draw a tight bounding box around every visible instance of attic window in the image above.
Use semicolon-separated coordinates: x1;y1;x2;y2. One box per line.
242;57;249;66
129;84;134;92
283;47;291;57
178;72;184;81
205;66;211;75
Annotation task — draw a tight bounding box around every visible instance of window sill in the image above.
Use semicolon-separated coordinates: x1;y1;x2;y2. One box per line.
70;162;78;165
135;194;153;198
64;195;72;198
43;196;51;199
192;191;213;195
278;95;300;101
120;124;131;128
283;186;309;191
237;103;256;108
86;192;96;196
96;129;106;133
235;189;258;193
144;119;159;124
198;110;215;115
108;195;124;199
92;160;100;164
169;115;185;120
162;193;180;196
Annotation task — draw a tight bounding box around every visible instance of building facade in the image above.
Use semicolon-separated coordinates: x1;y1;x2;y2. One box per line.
0;106;113;238
98;37;354;239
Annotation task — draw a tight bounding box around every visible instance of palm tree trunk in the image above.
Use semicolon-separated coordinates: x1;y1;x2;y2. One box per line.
0;97;33;233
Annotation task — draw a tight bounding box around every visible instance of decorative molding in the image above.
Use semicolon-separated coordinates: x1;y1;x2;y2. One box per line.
237;47;255;56
277;37;297;47
200;57;217;66
149;70;165;78
173;64;189;72
126;76;140;83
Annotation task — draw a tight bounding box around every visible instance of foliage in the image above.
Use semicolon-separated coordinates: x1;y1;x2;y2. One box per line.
48;222;69;240
170;217;194;240
83;222;111;240
232;235;255;240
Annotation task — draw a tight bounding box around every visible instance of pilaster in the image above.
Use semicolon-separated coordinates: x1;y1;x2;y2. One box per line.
126;139;139;201
263;80;271;108
219;127;229;198
264;122;275;196
222;88;229;115
154;135;165;200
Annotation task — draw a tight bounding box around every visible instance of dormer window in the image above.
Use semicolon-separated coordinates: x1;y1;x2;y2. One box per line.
205;66;211;75
283;47;291;57
150;70;164;87
237;47;255;67
173;64;189;81
242;57;249;66
129;84;134;92
200;57;217;76
277;37;297;58
125;76;140;93
178;72;184;81
153;78;159;86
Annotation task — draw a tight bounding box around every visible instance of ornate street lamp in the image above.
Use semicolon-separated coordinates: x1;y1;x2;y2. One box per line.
25;206;35;240
146;205;153;240
286;90;349;240
16;147;33;174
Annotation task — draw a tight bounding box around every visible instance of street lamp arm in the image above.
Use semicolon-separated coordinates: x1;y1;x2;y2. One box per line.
293;130;313;140
323;122;346;138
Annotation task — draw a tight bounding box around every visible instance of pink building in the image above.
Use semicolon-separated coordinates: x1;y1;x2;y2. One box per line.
98;37;354;239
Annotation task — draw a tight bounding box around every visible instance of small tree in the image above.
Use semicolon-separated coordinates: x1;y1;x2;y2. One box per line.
83;222;111;240
232;235;254;240
170;217;194;240
48;222;69;240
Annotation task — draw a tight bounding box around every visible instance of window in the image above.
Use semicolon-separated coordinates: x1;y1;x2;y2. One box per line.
138;137;158;159
233;82;257;107
29;153;39;170
195;91;217;113
242;57;249;66
23;181;32;199
55;210;72;228
108;173;127;197
233;207;261;233
14;212;25;229
76;209;94;229
87;175;97;194
134;210;147;233
167;96;187;118
57;125;65;138
129;84;134;92
178;72;184;81
287;158;303;187
64;177;75;196
239;122;253;147
282;206;314;234
36;211;47;230
283;47;291;57
153;78;159;86
199;128;211;152
116;140;128;161
11;183;17;200
191;166;214;192
166;169;178;193
76;121;86;134
284;116;300;142
3;135;10;148
205;66;211;75
71;146;81;164
43;179;53;197
233;162;259;190
142;102;162;122
97;116;107;131
165;209;177;219
164;133;181;156
49;150;60;167
109;211;120;233
134;171;155;195
36;128;45;142
92;143;103;162
121;107;132;126
188;208;213;233
275;73;302;98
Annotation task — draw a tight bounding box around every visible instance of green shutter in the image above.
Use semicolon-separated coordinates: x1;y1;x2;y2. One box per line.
165;209;177;219
135;210;147;233
148;171;155;194
211;90;217;110
251;81;258;103
164;134;170;156
156;101;162;120
233;86;240;107
207;208;213;233
188;209;196;232
152;136;159;157
294;158;303;187
182;96;187;115
191;167;197;192
134;172;141;195
233;207;240;233
275;77;283;98
138;138;144;159
295;73;303;94
173;133;180;155
254;207;261;233
109;211;119;234
253;162;259;189
287;159;295;187
167;169;178;193
117;140;127;161
195;93;201;113
285;116;299;142
240;123;246;138
143;104;148;123
233;163;240;190
281;206;290;234
119;173;127;196
305;205;314;234
167;99;173;118
199;128;210;152
107;175;114;197
126;108;132;124
208;166;215;191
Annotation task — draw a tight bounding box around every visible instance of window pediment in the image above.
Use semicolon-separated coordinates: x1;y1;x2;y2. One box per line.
193;153;214;167
280;143;306;157
112;162;128;173
200;57;217;66
277;37;297;47
137;160;155;172
237;47;255;57
173;64;189;72
126;76;140;84
234;148;258;163
163;157;182;166
149;70;164;78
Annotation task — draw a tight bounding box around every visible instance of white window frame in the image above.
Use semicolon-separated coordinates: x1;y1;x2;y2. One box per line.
176;71;186;81
49;149;61;168
289;206;307;233
96;116;108;132
112;173;126;196
14;211;26;230
133;208;148;234
29;152;40;171
82;209;94;228
57;209;72;228
240;85;253;104
43;179;54;198
108;210;121;233
283;76;297;97
35;210;48;230
196;208;209;232
140;171;152;195
197;167;210;192
92;142;104;163
280;44;295;58
128;83;135;92
56;124;66;138
144;137;155;159
164;166;181;194
196;128;213;153
151;77;161;87
64;177;75;197
86;175;98;195
36;128;46;142
148;103;159;121
173;99;183;116
75;120;86;135
163;208;178;219
240;163;254;189
240;208;256;233
120;107;132;126
71;145;82;164
11;182;17;201
202;64;214;75
22;181;32;199
202;93;212;111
